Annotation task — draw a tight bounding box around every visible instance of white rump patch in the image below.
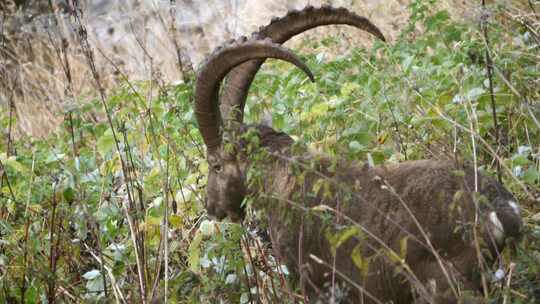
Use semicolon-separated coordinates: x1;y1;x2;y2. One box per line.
489;211;505;244
508;200;520;215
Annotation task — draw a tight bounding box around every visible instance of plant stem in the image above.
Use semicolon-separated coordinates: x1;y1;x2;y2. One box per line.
7;98;14;157
48;182;58;304
0;160;18;204
20;218;30;303
481;0;502;182
70;3;147;301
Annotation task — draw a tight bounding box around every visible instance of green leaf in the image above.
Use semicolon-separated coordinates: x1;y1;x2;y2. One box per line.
83;269;101;280
340;82;360;96
0;153;30;174
146;215;162;227
402;55;415;73
467;87;485;101
355;132;372;146
512;155;530;166
425;10;450;31
188;233;203;273
199;220;216;236
315;52;325;64
523;168;540;184
349;141;364;152
86;277;105;295
63;187;75;203
97;131;115;157
144;167;162;196
45;152;66;164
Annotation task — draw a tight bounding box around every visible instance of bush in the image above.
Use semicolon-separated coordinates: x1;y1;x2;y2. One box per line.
1;1;539;303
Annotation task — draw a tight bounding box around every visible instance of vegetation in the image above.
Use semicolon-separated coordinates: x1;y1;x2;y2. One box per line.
1;1;539;303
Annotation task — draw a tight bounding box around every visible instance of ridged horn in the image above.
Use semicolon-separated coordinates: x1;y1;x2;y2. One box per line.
195;38;315;153
220;5;386;122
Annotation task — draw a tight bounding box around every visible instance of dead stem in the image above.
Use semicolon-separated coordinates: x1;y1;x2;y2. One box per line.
480;0;502;182
70;2;147;301
47;182;58;304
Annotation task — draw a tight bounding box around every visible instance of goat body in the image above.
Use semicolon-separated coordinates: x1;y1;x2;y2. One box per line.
239;125;521;303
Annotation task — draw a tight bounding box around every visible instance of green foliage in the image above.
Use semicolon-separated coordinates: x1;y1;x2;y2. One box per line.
1;1;539;303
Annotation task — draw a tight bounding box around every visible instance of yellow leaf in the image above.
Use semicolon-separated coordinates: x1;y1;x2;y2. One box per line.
326;226;361;254
351;244;370;278
386;249;403;265
399;236;409;260
169;215;183;229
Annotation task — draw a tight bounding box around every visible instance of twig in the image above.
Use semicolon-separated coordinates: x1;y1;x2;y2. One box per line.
267;230;296;303
72;115;109;299
463;98;491;298
407;70;536;201
48;1;111;294
434;107;536;201
253;238;279;302
528;0;538;17
241;233;262;303
7;96;14;157
299;183;309;303
241;251;254;304
70;2;147;301
0;159;18;205
57;285;77;301
20;218;30;303
149;133;172;302
309;254;384;304
119;124;148;288
0;0;14;158
525;98;540;131
84;244;127;304
163;135;170;302
502;262;516;304
480;0;502;182
382;179;459;300
48;181;59;304
383;88;408;160
262;193;431;302
167;0;190;82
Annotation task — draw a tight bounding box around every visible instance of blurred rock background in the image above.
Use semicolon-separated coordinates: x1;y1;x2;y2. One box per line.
0;0;468;138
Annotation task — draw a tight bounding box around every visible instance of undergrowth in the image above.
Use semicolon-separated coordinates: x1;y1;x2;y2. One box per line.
1;1;539;303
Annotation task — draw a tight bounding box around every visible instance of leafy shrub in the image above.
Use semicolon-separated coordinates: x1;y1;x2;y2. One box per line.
0;1;539;303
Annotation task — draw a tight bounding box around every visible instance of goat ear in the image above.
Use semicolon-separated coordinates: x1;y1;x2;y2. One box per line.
260;110;273;128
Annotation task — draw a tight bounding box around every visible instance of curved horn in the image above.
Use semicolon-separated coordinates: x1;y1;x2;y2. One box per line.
220;5;386;122
195;38;315;153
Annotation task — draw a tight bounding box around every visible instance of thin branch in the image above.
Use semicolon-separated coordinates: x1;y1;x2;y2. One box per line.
0;159;18;204
69;3;147;301
84;243;127;304
480;1;502;182
48;182;58;304
20;218;30;303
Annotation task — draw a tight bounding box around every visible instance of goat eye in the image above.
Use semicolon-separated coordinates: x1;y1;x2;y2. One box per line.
213;164;222;173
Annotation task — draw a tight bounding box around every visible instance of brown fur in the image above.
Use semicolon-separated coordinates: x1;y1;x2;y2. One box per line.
205;125;522;304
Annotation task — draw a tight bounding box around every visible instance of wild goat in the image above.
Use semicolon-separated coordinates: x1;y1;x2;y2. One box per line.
194;8;522;304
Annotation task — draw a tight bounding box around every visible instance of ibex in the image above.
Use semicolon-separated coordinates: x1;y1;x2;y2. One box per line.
194;7;522;304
